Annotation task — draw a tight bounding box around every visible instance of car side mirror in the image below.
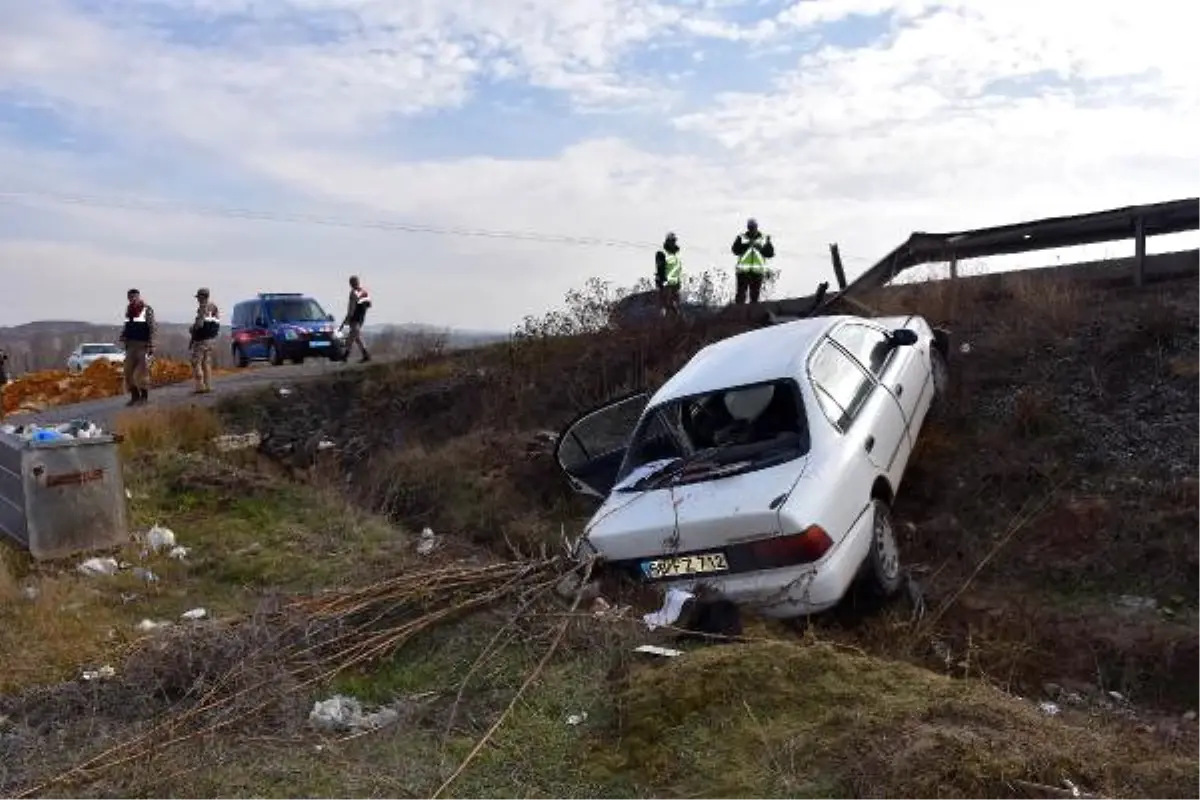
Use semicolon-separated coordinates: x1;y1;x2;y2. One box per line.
890;329;919;347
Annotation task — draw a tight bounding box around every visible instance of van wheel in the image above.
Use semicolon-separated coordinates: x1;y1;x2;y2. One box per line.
268;343;284;366
233;345;249;368
862;499;903;599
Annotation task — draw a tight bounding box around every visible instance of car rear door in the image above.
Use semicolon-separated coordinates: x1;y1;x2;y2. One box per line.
828;322;921;460
808;337;908;487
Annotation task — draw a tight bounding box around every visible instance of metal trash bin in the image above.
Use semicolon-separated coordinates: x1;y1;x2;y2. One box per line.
0;429;130;560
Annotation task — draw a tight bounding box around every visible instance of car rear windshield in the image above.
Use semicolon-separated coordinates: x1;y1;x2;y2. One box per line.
614;378;810;489
81;345;122;355
268;299;327;323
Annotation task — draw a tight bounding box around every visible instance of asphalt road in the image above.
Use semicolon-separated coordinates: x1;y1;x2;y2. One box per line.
3;357;380;431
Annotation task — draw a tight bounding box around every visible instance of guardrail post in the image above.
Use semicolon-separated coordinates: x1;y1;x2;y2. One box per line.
828;243;848;290
949;254;959;280
1133;215;1147;287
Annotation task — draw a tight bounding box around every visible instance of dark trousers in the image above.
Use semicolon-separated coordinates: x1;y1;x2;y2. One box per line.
734;271;764;304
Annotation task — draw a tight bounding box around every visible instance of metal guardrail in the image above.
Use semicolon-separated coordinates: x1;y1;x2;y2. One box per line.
0;428;130;560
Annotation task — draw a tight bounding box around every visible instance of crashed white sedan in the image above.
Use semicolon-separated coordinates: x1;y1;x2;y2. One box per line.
556;314;950;619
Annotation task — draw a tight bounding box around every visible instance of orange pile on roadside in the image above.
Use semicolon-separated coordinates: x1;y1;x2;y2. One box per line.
1;358;196;415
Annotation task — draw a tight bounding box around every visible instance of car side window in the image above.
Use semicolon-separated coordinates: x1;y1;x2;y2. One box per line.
808;339;875;432
831;323;894;377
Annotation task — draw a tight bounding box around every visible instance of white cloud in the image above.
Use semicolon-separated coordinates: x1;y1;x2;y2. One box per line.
0;0;1195;330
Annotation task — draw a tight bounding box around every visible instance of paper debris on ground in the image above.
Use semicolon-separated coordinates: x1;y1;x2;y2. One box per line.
212;431;262;452
566;712;588;726
136;619;173;632
81;665;116;681
634;644;684;658
180;607;208;621
168;545;190;560
1038;701;1061;716
146;525;176;552
78;557;119;577
132;567;158;583
309;694;401;733
416;527;440;556
643;588;695;631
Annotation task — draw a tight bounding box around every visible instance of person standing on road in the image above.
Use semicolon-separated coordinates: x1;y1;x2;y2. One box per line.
654;232;684;318
119;288;157;406
342;275;372;363
188;287;221;395
731;217;775;305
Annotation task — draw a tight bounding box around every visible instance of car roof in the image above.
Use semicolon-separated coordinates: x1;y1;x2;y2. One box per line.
648;315;850;405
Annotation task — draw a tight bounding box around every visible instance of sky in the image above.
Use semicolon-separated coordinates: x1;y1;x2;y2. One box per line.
0;0;1196;330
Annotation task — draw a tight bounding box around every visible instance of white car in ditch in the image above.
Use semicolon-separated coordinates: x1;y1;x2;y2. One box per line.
555;314;950;619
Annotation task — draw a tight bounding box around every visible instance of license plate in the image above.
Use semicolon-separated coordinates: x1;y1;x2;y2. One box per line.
309;341;329;347
642;552;729;580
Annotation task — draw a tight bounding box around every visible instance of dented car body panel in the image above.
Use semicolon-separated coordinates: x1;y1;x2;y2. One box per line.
557;313;947;618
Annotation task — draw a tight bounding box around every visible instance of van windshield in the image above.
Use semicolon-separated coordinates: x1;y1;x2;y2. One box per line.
268;299;327;323
613;379;810;491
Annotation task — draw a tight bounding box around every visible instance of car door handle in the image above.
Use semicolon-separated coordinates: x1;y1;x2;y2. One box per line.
894;384;903;397
864;435;875;453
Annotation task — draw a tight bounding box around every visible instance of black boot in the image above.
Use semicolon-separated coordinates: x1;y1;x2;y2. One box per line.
126;390;139;407
360;352;371;363
139;388;149;404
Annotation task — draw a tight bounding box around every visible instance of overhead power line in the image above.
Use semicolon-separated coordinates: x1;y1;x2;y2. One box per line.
0;188;873;264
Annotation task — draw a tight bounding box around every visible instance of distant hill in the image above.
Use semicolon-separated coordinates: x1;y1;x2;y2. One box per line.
0;320;509;374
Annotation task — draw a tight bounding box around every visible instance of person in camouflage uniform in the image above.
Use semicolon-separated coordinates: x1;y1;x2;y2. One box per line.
120;288;157;406
189;287;221;394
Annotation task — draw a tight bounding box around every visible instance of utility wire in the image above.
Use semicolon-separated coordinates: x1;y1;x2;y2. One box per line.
0;188;873;263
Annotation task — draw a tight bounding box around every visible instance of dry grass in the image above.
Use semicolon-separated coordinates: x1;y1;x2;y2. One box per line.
114;404;225;457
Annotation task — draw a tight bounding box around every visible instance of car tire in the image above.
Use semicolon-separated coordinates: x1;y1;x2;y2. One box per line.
862;499;903;599
268;342;284;366
928;347;950;418
233;345;250;368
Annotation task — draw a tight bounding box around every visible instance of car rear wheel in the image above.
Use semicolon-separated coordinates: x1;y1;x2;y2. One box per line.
930;348;949;400
268;342;284;366
233;345;250;368
862;499;903;599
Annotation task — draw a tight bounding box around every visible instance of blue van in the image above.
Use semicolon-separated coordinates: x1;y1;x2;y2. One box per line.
229;293;347;367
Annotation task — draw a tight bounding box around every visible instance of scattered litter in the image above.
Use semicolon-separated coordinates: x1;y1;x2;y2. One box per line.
566;712;588;726
132;567;158;583
1115;595;1157;612
1183;710;1197;722
20;584;38;601
168;545;190;560
316;439;335;451
634;644;683;658
81;665;116;682
1107;690;1126;703
3;419;107;441
309;695;401;733
136;619;172;632
212;431;262;452
416;527;440;556
145;525;176;552
1037;701;1061;716
77;557;119;577
959;342;972;354
125;489;133;500
643;588;695;631
278;387;293;397
180;607;208;621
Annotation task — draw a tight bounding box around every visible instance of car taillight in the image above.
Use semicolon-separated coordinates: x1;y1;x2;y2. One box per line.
748;526;833;568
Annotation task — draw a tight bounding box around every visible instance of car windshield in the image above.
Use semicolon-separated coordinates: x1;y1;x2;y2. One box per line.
81;345;122;355
268;299;327;323
613;378;810;491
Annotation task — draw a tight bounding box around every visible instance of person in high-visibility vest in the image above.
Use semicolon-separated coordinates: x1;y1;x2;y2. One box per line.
731;217;774;304
654;232;684;317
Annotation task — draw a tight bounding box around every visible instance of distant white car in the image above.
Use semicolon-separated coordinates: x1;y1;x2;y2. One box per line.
555;314;950;619
66;343;126;374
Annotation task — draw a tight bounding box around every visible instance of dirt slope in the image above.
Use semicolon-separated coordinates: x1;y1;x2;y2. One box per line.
219;268;1199;716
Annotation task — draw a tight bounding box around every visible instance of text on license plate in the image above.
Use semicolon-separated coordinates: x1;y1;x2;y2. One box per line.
642;552;729;580
309;341;330;347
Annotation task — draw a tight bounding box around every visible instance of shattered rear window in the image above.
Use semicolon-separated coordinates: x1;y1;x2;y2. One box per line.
615;378;810;487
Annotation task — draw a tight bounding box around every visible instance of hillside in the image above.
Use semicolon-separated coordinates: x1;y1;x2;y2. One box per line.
0;264;1196;798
